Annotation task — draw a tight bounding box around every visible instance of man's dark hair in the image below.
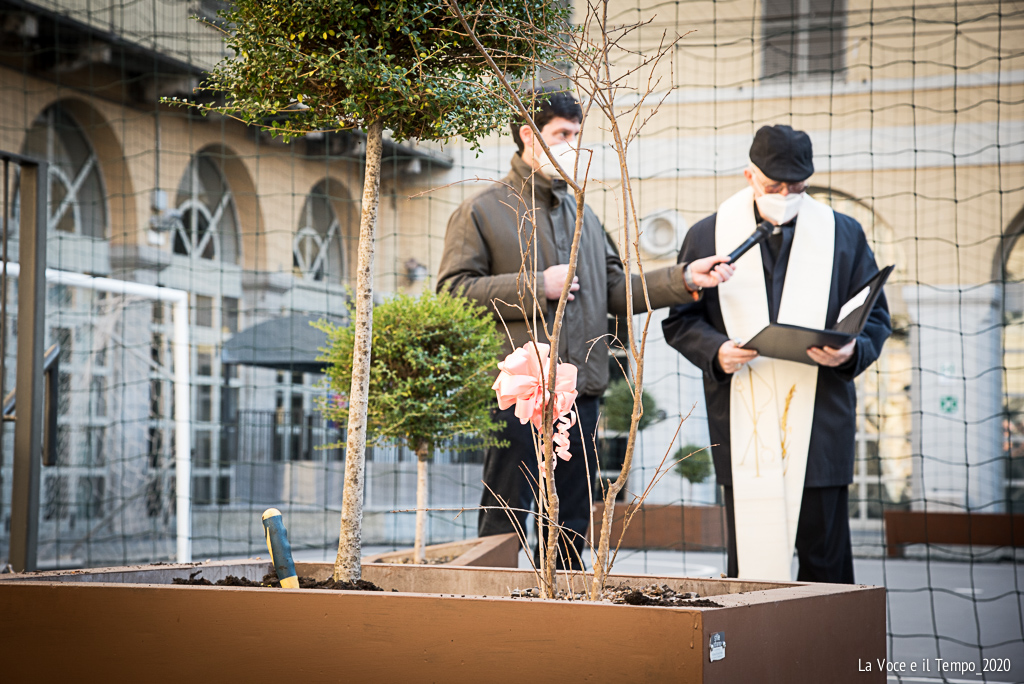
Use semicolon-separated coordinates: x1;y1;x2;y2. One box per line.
510;90;583;154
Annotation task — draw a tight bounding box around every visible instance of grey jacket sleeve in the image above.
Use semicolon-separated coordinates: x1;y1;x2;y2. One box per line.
436;200;548;322
661;216;732;381
604;230;693;316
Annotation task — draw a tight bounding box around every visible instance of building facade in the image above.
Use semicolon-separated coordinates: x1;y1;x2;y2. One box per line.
0;0;477;565
0;0;1020;566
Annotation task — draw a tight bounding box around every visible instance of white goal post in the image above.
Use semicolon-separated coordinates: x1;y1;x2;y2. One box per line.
2;262;193;562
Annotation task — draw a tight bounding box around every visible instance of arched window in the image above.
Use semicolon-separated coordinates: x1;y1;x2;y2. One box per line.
173;152;240;263
293;181;346;283
21;104;107;237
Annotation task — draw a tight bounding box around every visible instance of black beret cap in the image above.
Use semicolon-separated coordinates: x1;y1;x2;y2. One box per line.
749;125;814;183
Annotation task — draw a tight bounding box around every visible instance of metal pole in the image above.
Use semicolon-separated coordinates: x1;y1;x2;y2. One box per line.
172;298;192;562
0;159;9;541
0;261;192;563
10;160;46;572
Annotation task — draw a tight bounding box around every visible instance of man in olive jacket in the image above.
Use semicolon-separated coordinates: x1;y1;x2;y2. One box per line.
437;91;730;567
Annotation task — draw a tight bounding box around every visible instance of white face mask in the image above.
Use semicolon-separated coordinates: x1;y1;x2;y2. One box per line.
755;191;804;225
536;141;580;182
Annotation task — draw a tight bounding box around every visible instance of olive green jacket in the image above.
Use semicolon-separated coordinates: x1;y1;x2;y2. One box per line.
437;154;692;397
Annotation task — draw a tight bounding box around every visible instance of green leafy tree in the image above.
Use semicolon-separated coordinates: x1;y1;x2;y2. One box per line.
183;0;568;581
318;290;504;564
603;379;657;433
673;444;714;484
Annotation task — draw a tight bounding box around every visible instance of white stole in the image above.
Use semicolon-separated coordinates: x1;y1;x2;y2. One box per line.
715;186;835;580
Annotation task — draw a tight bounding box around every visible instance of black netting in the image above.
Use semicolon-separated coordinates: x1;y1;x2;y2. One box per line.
0;1;1021;679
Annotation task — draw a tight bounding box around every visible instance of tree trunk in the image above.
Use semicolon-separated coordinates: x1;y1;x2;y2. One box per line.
333;119;385;582
542;414;559;595
414;443;430;564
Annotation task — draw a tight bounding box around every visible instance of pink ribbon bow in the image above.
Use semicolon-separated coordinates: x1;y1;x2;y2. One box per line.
492;342;578;468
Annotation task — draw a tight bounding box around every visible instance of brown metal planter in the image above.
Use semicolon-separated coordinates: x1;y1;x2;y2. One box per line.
590;502;727;551
362;531;519;567
0;559;884;683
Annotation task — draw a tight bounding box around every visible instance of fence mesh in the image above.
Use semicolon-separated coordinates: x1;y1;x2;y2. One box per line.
0;0;1021;679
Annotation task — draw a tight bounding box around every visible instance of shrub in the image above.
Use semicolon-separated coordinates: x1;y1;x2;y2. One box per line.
318;289;504;457
602;379;657;433
673;444;714;484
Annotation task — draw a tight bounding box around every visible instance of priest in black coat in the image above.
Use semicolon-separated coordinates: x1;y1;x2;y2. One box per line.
663;125;891;583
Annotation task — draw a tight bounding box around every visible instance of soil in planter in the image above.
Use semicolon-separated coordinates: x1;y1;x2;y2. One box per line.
606;583;723;608
387;554;457;565
507;582;723;607
172;570;266;587
172;571;714;605
172;569;385;592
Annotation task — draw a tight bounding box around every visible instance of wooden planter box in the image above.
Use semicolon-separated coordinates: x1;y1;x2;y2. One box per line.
590;502;727;551
0;560;884;682
884;510;1024;557
362;532;519;567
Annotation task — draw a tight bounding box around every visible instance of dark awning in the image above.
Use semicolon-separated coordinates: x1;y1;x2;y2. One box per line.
221;312;346;374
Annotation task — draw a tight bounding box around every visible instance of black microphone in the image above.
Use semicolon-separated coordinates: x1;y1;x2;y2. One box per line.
726;220;774;264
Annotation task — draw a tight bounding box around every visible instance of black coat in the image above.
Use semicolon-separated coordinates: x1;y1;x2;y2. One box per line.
662;209;892;488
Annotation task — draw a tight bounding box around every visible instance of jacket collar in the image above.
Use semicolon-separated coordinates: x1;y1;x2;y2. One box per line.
508;153;569;208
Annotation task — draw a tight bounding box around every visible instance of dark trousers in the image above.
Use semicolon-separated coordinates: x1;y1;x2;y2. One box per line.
723;484;854;583
477;395;600;570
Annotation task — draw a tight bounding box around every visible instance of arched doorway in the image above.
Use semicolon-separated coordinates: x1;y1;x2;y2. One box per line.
998;206;1024;512
810;187;913;526
168;149;245;506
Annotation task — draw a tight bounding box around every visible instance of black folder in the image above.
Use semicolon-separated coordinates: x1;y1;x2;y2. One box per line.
740;265;893;365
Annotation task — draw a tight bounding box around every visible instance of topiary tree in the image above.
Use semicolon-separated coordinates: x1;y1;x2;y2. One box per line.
603;379;658;434
317;290;504;564
178;0;568;581
673;444;714;484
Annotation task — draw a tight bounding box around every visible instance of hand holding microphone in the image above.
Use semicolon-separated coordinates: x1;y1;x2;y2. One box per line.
687;221;774;370
683;220;773;291
686;255;735;288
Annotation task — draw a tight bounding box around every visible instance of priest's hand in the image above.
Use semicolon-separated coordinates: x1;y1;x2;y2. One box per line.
718;340;758;374
807;339;856;367
686;255;735;289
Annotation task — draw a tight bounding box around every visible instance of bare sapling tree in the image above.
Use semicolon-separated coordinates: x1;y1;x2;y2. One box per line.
448;0;688;597
171;0;567;581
